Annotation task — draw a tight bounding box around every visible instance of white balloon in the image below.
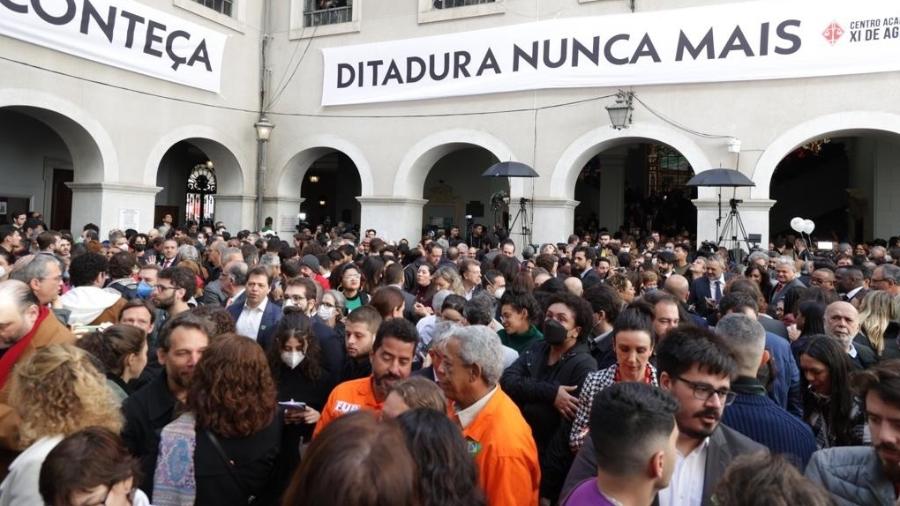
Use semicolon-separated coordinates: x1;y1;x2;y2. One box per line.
803;219;815;235
790;217;804;233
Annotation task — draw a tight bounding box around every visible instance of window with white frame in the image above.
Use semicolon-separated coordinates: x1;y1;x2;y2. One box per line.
433;0;495;8
304;0;352;27
418;0;503;24
192;0;233;17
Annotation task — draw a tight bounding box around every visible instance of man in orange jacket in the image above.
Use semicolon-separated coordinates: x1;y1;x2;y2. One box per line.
438;325;540;506
314;318;418;437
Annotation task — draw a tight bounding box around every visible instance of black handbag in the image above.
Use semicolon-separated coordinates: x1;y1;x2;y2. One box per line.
204;430;257;504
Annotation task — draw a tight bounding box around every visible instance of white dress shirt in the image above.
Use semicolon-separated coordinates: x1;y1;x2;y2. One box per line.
658;437;709;506
455;386;498;429
236;297;268;340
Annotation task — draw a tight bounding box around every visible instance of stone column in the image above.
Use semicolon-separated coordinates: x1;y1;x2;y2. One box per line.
263;196;305;235
694;198;775;251
357;196;428;243
67;183;161;236
529;198;579;249
215;194;256;232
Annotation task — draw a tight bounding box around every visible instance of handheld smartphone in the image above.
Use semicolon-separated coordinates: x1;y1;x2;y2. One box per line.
278;401;307;411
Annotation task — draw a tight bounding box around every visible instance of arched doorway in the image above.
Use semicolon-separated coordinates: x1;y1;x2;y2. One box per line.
154;139;242;230
573;141;697;239
769;132;900;243
0;106;105;231
421;146;507;240
300;151;362;230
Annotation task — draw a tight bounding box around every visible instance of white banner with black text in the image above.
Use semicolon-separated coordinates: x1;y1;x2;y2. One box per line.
321;0;900;106
0;0;227;92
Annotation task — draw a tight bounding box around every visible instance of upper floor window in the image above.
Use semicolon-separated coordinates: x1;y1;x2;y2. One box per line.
304;0;352;27
192;0;233;17
433;0;495;8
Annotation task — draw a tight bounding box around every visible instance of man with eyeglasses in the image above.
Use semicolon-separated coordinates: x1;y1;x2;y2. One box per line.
809;268;837;293
151;267;194;321
563;326;764;506
871;264;900;297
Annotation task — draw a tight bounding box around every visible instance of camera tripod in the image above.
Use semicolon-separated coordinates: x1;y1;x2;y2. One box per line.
508;198;532;246
717;199;752;263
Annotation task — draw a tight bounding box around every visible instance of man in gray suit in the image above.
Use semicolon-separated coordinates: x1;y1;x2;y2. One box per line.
562;326;765;505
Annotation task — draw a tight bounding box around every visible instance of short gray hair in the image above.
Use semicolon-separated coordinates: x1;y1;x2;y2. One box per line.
431;289;453;314
716;313;766;375
448;325;504;387
226;261;249;286
0;279;39;312
747;251;768;265
9;254;61;285
774;256;795;271
430;321;463;353
177;244;199;262
880;264;900;285
260;253;281;267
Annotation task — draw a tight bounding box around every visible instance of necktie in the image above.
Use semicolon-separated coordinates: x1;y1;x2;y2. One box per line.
714;280;722;301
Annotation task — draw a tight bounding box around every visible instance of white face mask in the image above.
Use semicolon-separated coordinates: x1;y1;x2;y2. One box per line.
493;287;505;299
281;350;305;369
317;305;335;320
283;298;295;308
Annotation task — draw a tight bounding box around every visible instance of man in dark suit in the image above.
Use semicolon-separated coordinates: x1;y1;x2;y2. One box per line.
572;246;601;290
228;266;282;351
768;258;806;316
562;326;766;504
689;256;728;323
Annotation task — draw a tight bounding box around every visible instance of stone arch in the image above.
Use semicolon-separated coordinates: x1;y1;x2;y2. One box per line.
0;89;117;183
550;123;716;200
144;126;248;194
750;111;900;199
271;134;374;197
394;129;525;199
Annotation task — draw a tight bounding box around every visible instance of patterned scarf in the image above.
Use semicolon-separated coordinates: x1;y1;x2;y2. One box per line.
153;412;197;506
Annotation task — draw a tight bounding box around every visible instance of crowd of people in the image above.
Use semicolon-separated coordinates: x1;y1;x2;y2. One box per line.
0;213;898;506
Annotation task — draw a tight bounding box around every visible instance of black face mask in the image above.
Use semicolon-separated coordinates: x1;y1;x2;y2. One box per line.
543;319;569;345
133;244;146;252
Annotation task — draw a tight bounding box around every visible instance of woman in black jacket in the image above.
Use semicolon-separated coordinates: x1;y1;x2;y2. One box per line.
499;291;597;502
181;334;282;505
266;310;339;473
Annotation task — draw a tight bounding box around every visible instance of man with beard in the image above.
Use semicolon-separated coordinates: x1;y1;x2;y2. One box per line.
807;360;900;504
122;312;211;497
824;301;877;370
572;246;601;289
563;326;764;505
151;266;194;321
313;317;417;437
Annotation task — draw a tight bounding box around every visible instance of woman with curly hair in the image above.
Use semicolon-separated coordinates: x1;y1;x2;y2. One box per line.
432;265;465;296
76;324;148;403
153;334;281;506
606;273;636;305
266;311;338;473
0;344;123;505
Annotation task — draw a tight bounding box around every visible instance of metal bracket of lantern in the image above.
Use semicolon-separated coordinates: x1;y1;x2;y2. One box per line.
606;91;634;130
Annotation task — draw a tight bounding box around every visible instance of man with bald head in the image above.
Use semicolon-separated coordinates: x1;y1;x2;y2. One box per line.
824;301;877;369
666;274;707;328
809;268;836;293
835;267;868;309
0;280;74;453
